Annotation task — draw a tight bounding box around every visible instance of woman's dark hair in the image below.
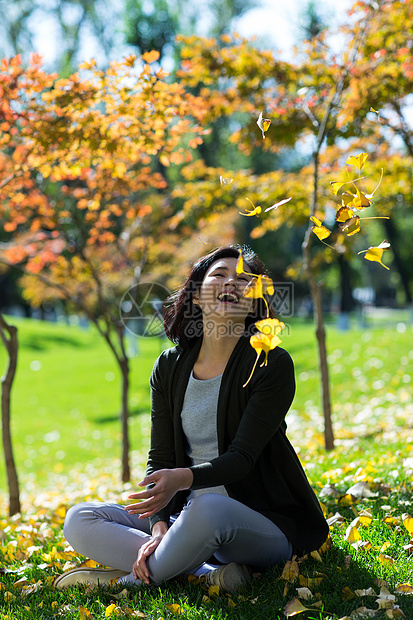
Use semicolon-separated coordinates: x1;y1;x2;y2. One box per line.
163;244;275;347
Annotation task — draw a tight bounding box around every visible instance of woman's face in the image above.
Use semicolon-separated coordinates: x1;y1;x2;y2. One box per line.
194;256;254;325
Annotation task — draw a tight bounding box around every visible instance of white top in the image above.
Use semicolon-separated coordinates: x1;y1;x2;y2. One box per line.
181;371;228;499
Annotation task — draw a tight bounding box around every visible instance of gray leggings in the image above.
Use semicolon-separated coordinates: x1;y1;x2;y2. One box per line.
64;493;293;585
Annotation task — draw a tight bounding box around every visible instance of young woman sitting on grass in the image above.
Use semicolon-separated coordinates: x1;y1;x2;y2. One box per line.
55;245;328;593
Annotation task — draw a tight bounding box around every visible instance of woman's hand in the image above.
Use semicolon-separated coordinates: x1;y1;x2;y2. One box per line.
125;468;193;519
133;521;168;584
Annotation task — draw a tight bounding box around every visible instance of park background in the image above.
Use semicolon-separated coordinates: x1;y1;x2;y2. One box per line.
0;1;413;619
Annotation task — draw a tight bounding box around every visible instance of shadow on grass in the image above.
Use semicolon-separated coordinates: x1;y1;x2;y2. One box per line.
21;333;89;351
94;406;148;424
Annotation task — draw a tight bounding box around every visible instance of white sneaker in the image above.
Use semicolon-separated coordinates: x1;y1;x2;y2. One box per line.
203;562;252;593
53;567;129;589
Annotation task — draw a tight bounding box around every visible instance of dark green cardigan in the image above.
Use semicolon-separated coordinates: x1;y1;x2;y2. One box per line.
146;335;329;553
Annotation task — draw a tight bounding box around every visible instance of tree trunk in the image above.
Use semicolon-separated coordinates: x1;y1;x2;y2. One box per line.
311;283;334;450
302;152;335;450
119;356;130;483
0;313;21;515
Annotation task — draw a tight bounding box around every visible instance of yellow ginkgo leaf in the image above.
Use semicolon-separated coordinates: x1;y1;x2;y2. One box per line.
236;251;245;275
264;197;292;212
80;607;94;620
402;514;413;535
284;597;310;616
358;240;390;270
244;275;274;300
239;197;262;216
257;111;271;139
310;216;331;240
346;152;369;172
255;317;285;338
243;332;281;388
105;604;118;617
281;559;300;583
165;603;183;615
395;584;413;595
208;584;220;597
337;209;361;236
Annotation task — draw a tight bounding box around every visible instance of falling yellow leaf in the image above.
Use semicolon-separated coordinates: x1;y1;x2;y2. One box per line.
165;603;183;614
257;111;271;139
236;251;245;275
243;332;281;387
336;207;361;236
310;216;331;240
283;597;310;617
255;317;285;338
370;107;380;114
358;240;390;270
244;274;274;300
264;197;292;212
346;152;369;173
239;197;262;216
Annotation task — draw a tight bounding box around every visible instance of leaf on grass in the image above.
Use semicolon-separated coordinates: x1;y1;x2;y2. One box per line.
342;587;356;600
310;216;330;240
298;575;324;588
310;550;322;562
281;559;300;583
208;585;220;597
239;197;262;216
378;554;395;565
346;481;376;499
284;597;310;617
326;512;345;526
165;603;183;614
355;587;376;597
386;607;406;618
228;598;237;608
296;587;313;600
395;583;413;595
257;111;271;139
345;524;361;543
402;514;413;535
79;607;94;620
264;197;292;212
350;606;377;619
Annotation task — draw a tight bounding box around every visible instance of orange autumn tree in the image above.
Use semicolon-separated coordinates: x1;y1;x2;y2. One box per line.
172;0;413;449
0;51;209;487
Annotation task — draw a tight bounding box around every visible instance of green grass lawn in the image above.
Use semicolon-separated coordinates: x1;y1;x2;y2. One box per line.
0;316;412;619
